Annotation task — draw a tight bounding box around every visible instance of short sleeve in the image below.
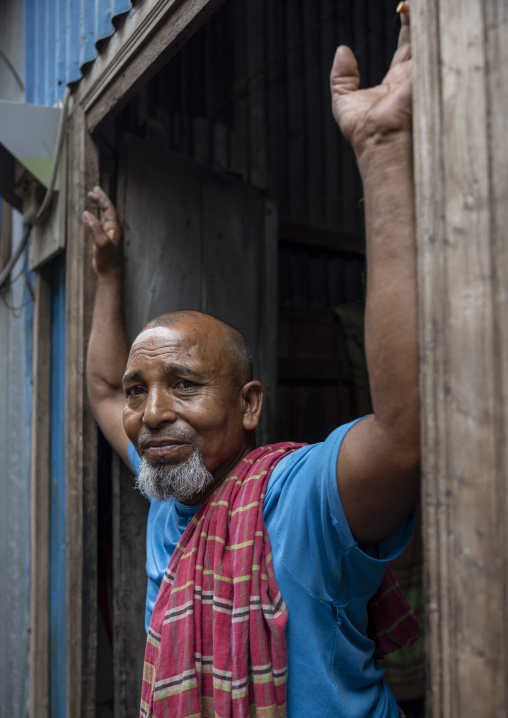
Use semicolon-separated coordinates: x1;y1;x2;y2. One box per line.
263;420;415;604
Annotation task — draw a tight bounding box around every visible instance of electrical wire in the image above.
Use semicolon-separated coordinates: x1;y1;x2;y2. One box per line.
0;85;70;292
0;49;24;92
0;224;31;289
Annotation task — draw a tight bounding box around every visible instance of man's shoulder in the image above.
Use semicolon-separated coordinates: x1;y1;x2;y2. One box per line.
266;419;363;482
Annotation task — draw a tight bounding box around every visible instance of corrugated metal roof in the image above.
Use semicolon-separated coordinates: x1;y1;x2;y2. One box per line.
24;0;133;106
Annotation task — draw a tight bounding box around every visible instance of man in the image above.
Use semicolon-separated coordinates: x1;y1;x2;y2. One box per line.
84;8;418;717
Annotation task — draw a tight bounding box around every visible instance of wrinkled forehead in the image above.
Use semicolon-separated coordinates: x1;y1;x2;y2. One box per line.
127;320;230;372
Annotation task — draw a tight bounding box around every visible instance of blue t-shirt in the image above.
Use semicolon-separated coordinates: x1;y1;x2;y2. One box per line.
128;421;414;718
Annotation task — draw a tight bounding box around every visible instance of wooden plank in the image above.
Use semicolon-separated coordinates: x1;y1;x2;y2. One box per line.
65;104;100;718
84;0;226;133
484;2;508;700
29;272;51;718
439;6;502;712
111;456;149;718
412;0;508;714
201;169;278;445
412;3;455;713
118;135;203;339
411;3;448;714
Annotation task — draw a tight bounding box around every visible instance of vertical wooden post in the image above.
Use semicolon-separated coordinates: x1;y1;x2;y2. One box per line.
66;104;100;718
412;1;508;715
29;273;51;718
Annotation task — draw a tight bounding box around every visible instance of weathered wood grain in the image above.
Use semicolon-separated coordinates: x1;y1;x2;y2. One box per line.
111;455;148;718
413;0;508;714
66;104;100;718
29;272;51;718
484;3;508;703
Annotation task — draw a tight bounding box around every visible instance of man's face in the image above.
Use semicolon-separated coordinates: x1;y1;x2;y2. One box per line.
122;318;250;501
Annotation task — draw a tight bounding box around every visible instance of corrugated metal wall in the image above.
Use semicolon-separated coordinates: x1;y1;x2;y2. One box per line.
120;0;400;236
24;0;133;105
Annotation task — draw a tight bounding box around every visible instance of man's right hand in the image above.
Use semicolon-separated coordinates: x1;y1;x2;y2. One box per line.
83;186;122;277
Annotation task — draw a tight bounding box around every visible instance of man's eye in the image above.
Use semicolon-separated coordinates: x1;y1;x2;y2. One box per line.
176;379;197;390
125;385;145;397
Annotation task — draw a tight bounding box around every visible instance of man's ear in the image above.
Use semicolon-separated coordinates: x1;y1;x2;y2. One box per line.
240;381;263;431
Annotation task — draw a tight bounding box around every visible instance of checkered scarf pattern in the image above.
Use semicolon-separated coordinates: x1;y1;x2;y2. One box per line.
140;442;419;718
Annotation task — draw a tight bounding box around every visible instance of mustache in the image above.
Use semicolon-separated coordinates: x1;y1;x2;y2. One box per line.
138;427;195;446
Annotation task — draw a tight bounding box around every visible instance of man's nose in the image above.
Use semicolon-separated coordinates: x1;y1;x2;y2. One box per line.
142;386;177;427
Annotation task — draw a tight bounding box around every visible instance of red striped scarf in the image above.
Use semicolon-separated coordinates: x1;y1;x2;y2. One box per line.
140;443;419;718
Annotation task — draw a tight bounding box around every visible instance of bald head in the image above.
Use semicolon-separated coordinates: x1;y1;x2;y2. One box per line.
143;310;253;391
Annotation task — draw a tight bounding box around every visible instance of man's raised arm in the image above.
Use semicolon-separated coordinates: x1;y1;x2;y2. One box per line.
84;187;131;468
332;12;420;544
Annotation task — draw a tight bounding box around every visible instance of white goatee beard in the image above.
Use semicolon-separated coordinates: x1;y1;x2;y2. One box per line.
135;446;214;503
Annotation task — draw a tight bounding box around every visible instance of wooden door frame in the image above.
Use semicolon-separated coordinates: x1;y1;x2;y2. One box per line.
65;1;225;715
413;1;508;715
65;0;508;715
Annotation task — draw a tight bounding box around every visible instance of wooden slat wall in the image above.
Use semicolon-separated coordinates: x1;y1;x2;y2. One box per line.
117;0;400;238
413;0;508;715
107;0;396;446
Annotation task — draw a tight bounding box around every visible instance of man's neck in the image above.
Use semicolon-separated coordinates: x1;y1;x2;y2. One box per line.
184;437;257;506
